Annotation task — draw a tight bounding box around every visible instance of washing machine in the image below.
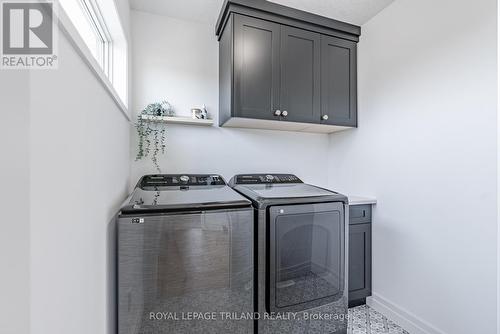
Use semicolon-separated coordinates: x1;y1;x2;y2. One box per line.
229;174;349;334
117;174;254;334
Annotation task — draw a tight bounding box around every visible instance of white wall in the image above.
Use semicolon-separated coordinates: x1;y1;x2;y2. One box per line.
0;1;131;333
498;2;500;331
115;0;131;37
328;0;497;333
28;7;131;334
130;10;330;186
0;73;30;334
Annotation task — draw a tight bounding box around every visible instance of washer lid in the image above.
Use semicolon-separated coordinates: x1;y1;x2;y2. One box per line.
120;174;251;214
229;174;348;207
238;183;335;199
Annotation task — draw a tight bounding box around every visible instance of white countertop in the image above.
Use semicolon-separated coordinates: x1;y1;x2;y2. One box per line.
348;196;377;205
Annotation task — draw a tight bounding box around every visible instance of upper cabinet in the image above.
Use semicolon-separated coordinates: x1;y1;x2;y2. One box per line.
232;15;280;121
321;36;357;127
217;0;361;133
280;26;321;124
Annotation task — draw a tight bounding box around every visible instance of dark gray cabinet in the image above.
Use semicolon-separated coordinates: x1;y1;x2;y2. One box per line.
279;26;321;123
349;205;372;307
321;36;357;127
233;14;280;121
217;0;360;132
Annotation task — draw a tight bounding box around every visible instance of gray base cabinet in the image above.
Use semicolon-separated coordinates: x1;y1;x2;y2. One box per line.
217;0;360;131
349;205;372;307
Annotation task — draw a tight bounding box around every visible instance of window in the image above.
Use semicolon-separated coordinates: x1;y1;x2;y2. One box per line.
59;0;128;108
78;0;112;79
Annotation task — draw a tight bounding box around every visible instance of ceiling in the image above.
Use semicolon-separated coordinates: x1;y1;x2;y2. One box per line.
129;0;396;26
129;0;224;24
268;0;395;25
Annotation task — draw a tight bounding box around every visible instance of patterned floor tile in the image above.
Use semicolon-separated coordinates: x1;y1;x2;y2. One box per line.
348;305;409;334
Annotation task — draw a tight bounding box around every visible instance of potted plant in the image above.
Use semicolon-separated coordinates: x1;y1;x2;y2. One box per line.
135;100;174;173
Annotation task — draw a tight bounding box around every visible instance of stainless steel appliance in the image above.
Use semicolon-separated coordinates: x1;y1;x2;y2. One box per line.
118;174;254;334
229;174;349;334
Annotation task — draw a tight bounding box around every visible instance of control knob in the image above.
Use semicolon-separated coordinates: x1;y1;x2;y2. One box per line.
265;174;274;182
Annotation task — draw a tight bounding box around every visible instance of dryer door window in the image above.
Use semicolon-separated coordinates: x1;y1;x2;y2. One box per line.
268;202;345;313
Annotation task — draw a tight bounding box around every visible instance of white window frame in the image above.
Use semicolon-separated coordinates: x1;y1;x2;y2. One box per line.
57;0;129;118
78;0;113;80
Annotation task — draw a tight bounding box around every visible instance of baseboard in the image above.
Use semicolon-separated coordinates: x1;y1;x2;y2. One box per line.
366;293;447;334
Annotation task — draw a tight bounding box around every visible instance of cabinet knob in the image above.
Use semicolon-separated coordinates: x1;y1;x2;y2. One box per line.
281;110;288;117
274;110;281;116
321;115;329;121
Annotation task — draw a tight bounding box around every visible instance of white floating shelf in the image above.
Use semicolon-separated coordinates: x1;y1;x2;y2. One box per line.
140;115;214;126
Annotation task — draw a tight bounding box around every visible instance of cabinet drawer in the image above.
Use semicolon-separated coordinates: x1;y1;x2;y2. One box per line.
349;205;371;224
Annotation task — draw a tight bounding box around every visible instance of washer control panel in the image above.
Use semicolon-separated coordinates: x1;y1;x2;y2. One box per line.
140;174;225;188
234;174;302;184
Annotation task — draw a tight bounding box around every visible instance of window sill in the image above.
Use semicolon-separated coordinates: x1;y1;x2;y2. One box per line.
56;5;131;121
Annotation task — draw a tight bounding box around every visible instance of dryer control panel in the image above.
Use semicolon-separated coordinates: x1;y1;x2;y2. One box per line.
233;174;302;185
140;174;225;189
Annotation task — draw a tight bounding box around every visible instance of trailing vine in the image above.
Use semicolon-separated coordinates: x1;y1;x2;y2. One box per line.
135;101;172;173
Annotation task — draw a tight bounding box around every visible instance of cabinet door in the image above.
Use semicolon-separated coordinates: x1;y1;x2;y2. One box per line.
280;26;321;123
321;35;357;126
348;223;371;304
233;14;280;120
